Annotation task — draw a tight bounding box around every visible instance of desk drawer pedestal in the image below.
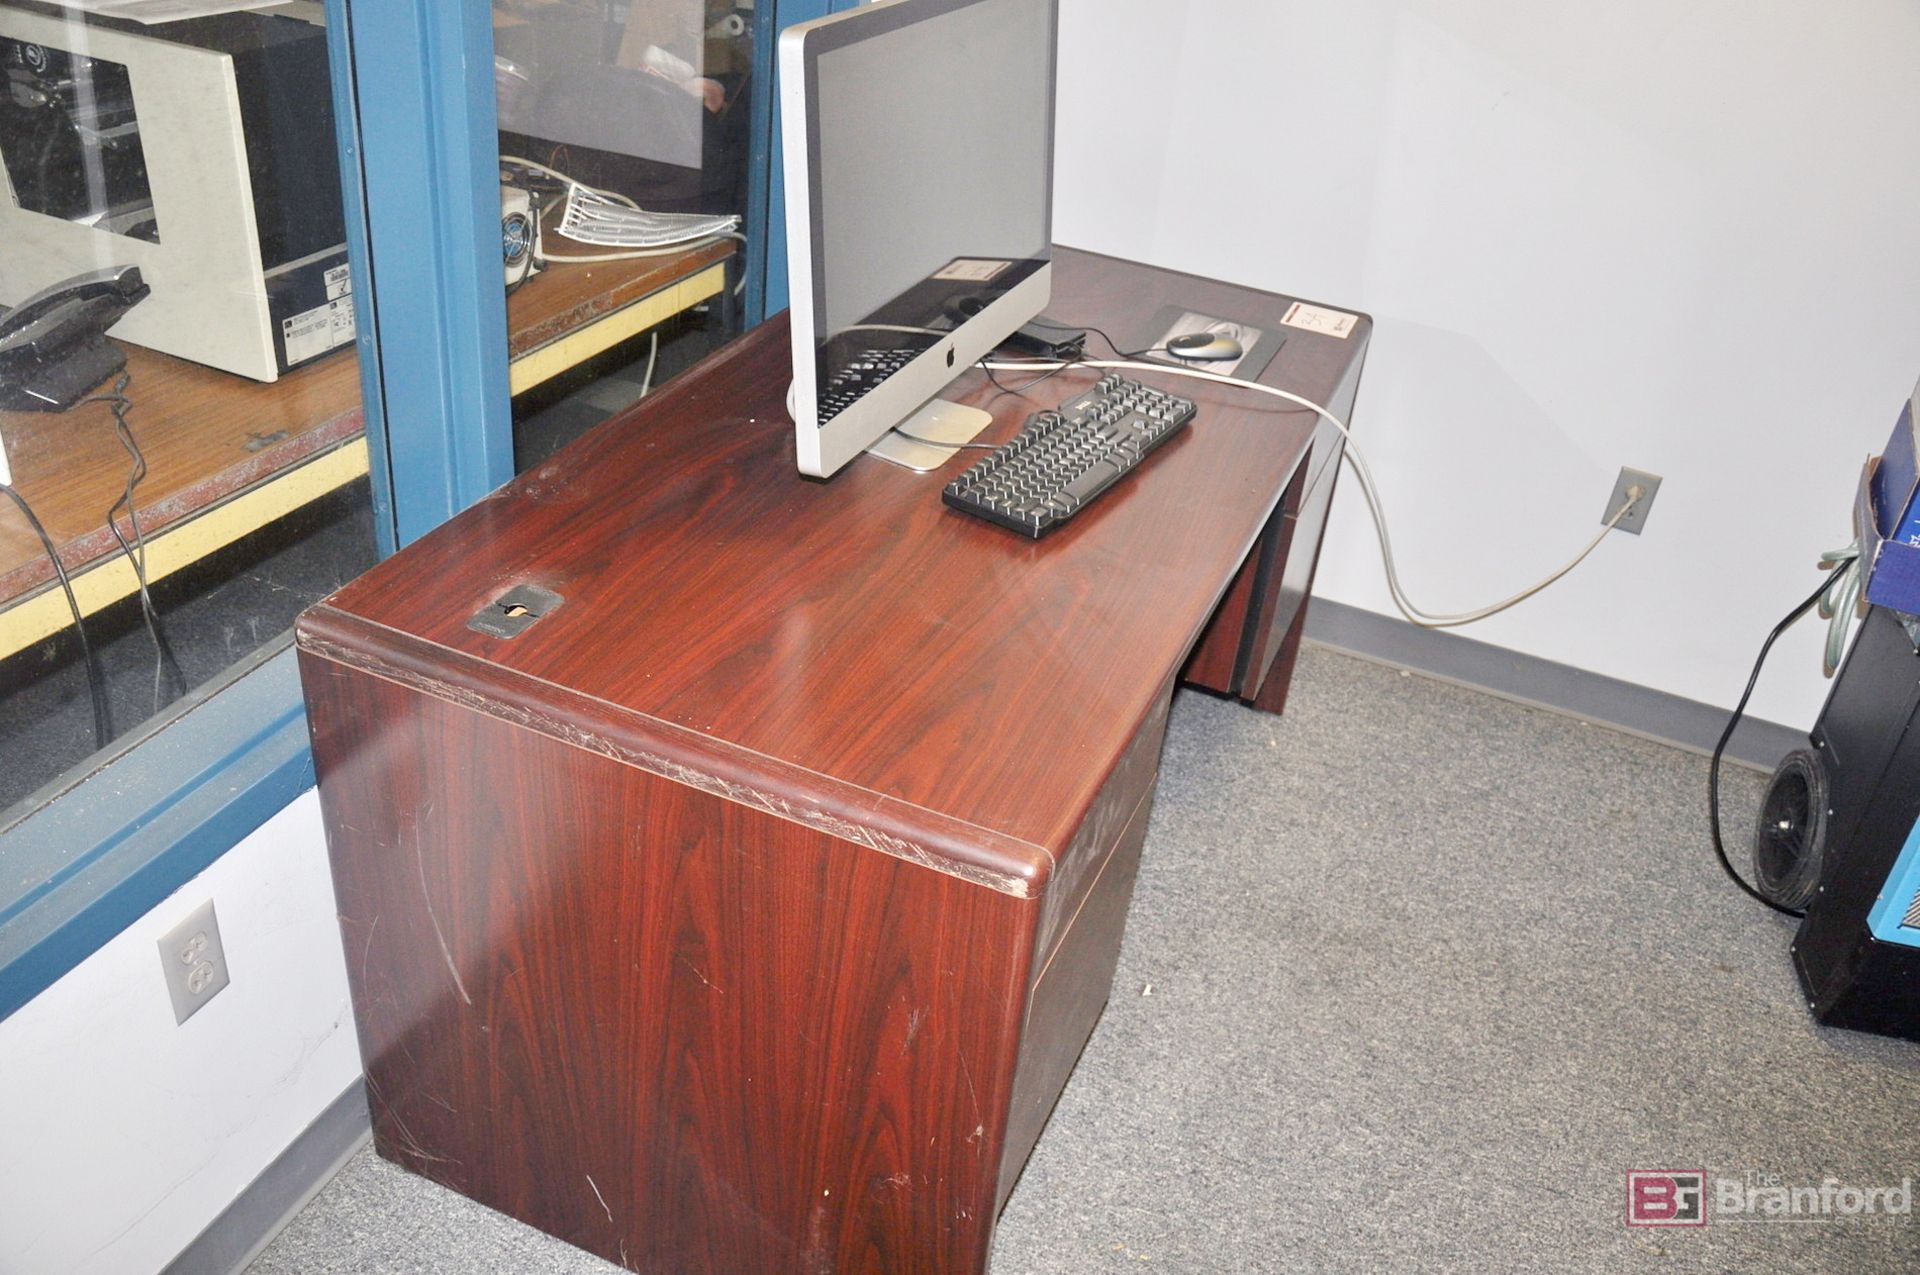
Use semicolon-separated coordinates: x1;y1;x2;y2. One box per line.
301;649;1168;1275
1183;453;1342;713
1182;349;1364;713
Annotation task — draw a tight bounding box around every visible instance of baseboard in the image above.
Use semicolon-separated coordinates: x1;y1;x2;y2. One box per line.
1302;599;1807;773
161;1078;370;1275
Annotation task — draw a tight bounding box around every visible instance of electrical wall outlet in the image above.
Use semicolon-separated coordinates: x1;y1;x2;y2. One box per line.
1604;467;1662;536
158;899;230;1024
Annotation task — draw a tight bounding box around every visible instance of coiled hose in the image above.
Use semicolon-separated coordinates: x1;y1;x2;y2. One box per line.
1817;540;1863;677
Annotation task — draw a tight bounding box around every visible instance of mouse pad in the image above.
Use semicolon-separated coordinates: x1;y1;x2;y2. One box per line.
1136;305;1282;381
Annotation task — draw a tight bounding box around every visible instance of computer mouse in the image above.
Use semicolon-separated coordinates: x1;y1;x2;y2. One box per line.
1166;331;1244;362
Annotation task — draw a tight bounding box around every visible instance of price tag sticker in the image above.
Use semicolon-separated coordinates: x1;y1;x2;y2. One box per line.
1281;301;1359;339
932;258;1012;282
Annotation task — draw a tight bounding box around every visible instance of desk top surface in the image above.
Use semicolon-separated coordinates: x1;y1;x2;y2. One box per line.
299;248;1369;895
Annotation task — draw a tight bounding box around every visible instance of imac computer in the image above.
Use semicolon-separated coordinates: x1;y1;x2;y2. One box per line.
779;0;1057;478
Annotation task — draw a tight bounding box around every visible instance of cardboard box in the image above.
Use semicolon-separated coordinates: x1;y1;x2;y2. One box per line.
1858;457;1920;615
1874;380;1920;546
1859;378;1920;613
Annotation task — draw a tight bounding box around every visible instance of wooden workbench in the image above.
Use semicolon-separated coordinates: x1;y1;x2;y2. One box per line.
0;237;733;661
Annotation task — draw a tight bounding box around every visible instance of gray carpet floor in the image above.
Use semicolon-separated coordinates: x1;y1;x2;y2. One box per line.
250;645;1920;1274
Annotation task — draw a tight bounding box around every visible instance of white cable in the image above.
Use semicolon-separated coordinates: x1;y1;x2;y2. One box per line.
503;154;691;264
558;186;741;248
503;155;741;261
640;330;660;397
536;239;723;264
981;358;1640;629
535;231;745;266
832;323;946;338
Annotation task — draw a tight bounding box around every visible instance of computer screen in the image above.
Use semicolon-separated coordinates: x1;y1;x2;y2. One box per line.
780;0;1057;477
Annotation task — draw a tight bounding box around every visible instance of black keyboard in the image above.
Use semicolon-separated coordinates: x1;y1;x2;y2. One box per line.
819;346;923;421
941;374;1196;537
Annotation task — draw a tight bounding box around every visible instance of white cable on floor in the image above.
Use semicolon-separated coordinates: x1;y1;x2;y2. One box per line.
981;358;1640;629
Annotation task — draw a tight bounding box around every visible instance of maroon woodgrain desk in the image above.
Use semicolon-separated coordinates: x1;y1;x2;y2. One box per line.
296;247;1370;1273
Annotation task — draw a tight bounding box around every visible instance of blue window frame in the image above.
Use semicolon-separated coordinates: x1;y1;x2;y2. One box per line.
337;0;514;548
745;0;865;321
0;0;512;1020
0;0;838;1020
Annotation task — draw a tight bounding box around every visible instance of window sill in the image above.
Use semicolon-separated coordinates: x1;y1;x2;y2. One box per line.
0;643;314;1021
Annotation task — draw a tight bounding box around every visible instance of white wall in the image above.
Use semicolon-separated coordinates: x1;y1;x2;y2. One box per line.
0;792;358;1275
1053;0;1920;729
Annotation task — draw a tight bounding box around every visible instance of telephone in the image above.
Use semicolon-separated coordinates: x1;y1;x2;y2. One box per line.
0;265;150;412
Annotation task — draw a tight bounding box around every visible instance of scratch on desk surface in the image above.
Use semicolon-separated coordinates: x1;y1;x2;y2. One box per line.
958;1051;984;1154
678;954;725;994
805;1199;832;1275
358;914;380;986
587;1174;614;1224
413;823;472;1006
369;1079;460;1171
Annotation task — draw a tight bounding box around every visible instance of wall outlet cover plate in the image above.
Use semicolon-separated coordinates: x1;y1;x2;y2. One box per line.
1605;467;1663;535
158;898;230;1024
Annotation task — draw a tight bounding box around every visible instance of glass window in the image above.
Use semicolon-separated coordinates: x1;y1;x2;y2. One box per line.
0;38;160;242
493;0;752;469
0;4;375;821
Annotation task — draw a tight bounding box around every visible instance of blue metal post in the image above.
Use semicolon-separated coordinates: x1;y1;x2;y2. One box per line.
320;0;394;553
746;0;864;323
334;0;513;546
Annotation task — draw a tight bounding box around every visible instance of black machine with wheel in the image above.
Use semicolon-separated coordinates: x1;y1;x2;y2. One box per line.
1754;749;1829;910
1763;605;1920;1038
